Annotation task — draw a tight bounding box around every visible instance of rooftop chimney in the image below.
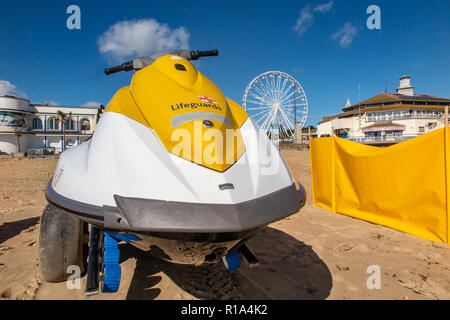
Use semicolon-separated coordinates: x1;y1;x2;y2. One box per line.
397;75;414;96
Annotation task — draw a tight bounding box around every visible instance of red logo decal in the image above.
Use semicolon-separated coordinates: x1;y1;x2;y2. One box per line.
199;96;218;104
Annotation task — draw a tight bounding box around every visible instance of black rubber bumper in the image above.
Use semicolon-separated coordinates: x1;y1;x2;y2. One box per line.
46;180;306;234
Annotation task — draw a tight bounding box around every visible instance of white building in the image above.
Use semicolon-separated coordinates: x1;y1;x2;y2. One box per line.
317;75;450;144
0;95;99;155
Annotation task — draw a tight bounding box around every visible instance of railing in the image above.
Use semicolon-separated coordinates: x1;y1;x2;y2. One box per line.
28;128;92;134
349;136;417;144
27;147;57;158
367;114;443;122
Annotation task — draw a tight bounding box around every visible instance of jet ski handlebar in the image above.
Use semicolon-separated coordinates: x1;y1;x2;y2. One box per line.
189;49;219;60
104;61;134;75
104;49;219;75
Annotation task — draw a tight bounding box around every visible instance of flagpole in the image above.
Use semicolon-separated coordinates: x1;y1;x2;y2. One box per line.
293;68;297;123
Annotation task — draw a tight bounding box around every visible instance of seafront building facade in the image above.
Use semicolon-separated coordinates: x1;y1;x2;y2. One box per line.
0;95;99;155
317;76;450;144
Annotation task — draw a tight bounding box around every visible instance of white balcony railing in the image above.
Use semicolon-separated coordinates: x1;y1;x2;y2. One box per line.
349;136;417;144
367;114;442;122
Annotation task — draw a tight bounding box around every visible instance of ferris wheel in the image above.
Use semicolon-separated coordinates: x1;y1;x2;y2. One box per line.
242;71;308;141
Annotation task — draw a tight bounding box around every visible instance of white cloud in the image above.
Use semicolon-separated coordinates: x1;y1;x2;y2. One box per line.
332;22;358;48
294;5;314;36
46;101;60;106
82;101;102;108
0;80;27;99
294;2;334;36
314;1;334;13
98;18;190;62
0;80;16;95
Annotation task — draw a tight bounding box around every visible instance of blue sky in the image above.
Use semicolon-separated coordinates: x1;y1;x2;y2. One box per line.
0;0;449;126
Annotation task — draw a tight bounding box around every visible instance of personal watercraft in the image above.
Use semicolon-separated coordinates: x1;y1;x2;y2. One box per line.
39;49;306;295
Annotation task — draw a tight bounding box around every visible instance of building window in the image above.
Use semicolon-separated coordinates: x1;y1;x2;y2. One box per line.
48;117;59;130
80;118;90;131
65;119;75;131
32;118;43;130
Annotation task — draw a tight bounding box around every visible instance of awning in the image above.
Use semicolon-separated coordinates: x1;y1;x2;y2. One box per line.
362;122;405;133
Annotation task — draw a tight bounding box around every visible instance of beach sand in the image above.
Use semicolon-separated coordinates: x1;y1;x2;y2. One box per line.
0;150;448;300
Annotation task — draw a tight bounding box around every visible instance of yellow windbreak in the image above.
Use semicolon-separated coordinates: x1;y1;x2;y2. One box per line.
310;128;449;245
105;55;248;172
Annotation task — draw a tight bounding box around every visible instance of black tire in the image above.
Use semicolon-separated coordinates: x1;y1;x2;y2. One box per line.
39;204;86;283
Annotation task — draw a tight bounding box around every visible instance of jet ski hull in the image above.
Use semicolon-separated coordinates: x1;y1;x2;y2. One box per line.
46;180;305;265
107;231;258;265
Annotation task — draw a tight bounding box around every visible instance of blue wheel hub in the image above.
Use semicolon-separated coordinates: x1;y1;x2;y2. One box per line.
102;233;121;293
222;250;241;272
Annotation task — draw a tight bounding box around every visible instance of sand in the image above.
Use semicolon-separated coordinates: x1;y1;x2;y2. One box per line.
0;150;448;300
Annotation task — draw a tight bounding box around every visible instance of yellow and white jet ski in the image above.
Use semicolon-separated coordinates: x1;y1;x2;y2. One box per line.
39;49;306;295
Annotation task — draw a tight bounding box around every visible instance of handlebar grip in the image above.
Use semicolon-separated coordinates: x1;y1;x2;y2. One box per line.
104;61;133;75
190;50;219;60
197;50;219;57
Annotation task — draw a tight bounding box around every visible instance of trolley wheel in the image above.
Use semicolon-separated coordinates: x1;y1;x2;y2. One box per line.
39;204;85;282
222;250;241;272
101;233;121;293
102;264;121;293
